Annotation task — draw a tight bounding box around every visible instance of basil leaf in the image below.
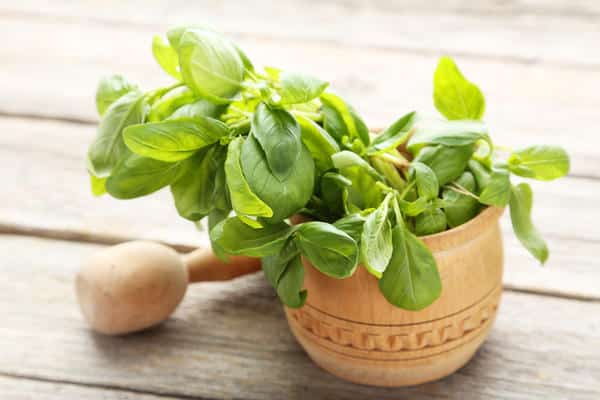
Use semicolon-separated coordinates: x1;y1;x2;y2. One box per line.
123;117;230;162
509;183;549;264
295;222;358;279
148;86;196;122
278;72;328;105
321;93;369;145
415;208;447;236
224;137;273;218
178;29;244;103
87;90;145;177
262;239;299;288
167;99;225;120
407;119;489;152
508;145;570;181
360;196;393;278
89;173;107;197
379;225;442;310
398;197;431;217
368;111;416;155
251;103;302;180
170;145;225;221
211;217;293;257
332;151;382;181
95;75;138;117
411;161;439;199
433;56;485;120
106;154;183;199
333;155;385;211
413;144;474;185
443;171;480;228
333;213;366;242
241;135;315;222
208;208;230;262
276;255;307;308
468;159;491;192
296;115;339;171
152;35;182;80
319;172;351;217
480;166;511;206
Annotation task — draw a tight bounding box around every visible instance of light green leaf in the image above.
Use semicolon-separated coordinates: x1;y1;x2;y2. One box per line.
509;183;549;263
89;173;107;196
88;90;145;177
333;213;366;242
321;93;370;145
167;99;225;120
224;137;273;218
379;225;442;310
296;114;339;171
105;154;183;199
123;117;230;162
407;119;489;152
360;195;393;278
508;145;570;181
148;86;196;122
433;56;485;120
411;161;439;199
468;159;491;192
241;135;315;222
152;35;182;80
95;75;138;117
443;171;480;228
415;208;447;236
295;222;359;279
178;29;244;103
368;111;416;155
251;103;302;180
211;217;293;257
208;208;230;262
278;72;328;105
413;144;475;185
480;166;511;206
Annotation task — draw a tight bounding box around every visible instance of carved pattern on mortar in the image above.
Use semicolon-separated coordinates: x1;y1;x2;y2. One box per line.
289;301;498;352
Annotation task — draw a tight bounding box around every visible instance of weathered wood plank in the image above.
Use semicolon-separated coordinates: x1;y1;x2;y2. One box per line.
1;235;599;400
0;115;598;299
2;0;599;67
0;375;184;400
0;17;599;179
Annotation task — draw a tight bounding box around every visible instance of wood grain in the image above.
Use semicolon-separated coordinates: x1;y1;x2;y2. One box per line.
1;235;598;399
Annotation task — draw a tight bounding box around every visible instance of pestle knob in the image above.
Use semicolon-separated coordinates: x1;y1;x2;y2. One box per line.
76;241;261;335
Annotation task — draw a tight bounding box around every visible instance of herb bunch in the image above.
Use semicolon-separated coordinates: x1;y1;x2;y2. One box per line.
87;26;570;310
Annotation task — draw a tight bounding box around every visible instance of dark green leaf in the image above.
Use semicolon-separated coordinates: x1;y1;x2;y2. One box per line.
379;225;442;310
433;56;485;120
276;255;307;308
480;166;511;206
333;213;366;242
360;195;393;278
415;208;447;236
295;222;359;278
251;103;302;180
443;171;480;228
123;117;229;162
152;35;182;80
211;217;293;257
411;161;439;199
278;72;328;105
106;154;183;199
262;239;299;288
95;75;138;117
468;159;491;192
508;145;570;181
87;91;145;177
368;111;416;155
321;93;369;145
509;183;549;263
413;144;475;185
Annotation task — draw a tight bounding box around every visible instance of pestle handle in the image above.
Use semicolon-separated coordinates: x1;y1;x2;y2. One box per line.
182;247;262;283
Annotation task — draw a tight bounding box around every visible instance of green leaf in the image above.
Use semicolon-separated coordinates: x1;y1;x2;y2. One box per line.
398;197;431;217
262;239;299;288
224;137;273;218
379;225;442;310
278;72;328;105
433;56;485;120
167;99;225;120
95;75;138;117
479;166;511;206
360;195;393;278
333;213;366;242
415;208;447;236
89;173;107;196
295;222;359;279
368;111;416;155
123;117;230;162
87;90;145;177
276;255;307;308
241;135;315;222
509;183;549;263
407;119;489;152
208;208;230;262
468;159;491;192
331;151;382;181
211;217;293;257
411;161;439;199
177;29;244;103
413;144;475;185
251;103;302;180
296;115;339;171
321;93;369;145
152;35;182;80
443;171;480;228
105;154;183;199
318;172;351;217
148;86;196;122
170;145;226;221
508;145;570;181
332;154;385;211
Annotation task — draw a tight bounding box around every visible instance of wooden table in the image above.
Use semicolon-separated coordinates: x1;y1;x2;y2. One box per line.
1;1;599;398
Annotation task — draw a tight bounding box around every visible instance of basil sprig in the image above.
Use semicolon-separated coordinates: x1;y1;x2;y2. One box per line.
87;27;569;310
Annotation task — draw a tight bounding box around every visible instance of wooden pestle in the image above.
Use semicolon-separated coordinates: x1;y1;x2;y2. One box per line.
76;241;261;335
